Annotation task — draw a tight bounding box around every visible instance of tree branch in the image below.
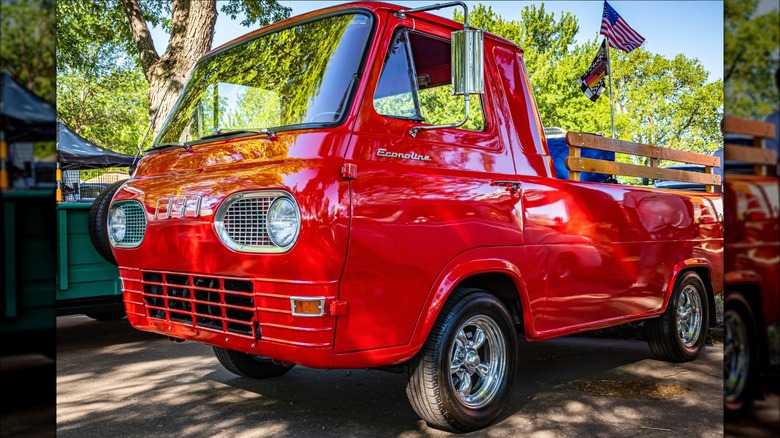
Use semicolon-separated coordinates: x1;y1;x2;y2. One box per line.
121;0;160;81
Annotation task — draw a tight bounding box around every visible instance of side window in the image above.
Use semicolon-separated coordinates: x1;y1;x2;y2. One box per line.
373;29;485;131
374;31;422;120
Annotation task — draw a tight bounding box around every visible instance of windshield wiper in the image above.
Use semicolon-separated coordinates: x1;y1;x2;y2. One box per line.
199;128;276;141
147;142;185;151
149;129;277;151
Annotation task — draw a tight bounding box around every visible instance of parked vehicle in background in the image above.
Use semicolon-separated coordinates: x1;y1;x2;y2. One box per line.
92;2;724;431
652;164;707;191
722;117;780;416
56;122;134;320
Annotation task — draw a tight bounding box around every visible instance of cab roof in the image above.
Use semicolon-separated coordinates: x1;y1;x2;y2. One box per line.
205;1;522;59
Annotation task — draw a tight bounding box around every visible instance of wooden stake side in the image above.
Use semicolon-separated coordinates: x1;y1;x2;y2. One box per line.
565;132;720;167
566;157;721;186
564;131;722;192
723;115;776;139
722;117;777;177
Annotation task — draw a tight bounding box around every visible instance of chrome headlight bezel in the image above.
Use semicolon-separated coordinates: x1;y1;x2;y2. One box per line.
214;191;301;253
266;196;300;248
108;201;146;248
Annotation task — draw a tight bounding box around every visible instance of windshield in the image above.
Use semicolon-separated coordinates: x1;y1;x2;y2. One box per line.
154;13;372;146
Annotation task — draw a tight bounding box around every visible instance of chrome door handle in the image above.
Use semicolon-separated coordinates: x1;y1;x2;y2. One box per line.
492;180;521;193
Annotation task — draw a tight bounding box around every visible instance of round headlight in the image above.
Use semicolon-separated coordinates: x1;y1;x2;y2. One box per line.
266;197;300;248
108;205;127;244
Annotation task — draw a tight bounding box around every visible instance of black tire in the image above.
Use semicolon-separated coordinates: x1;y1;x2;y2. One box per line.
724;294;759;417
85;309;127;321
213;347;295;379
646;271;710;362
88;179;128;266
406;288;516;432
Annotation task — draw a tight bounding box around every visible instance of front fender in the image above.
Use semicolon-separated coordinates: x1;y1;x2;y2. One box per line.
406;247;536;357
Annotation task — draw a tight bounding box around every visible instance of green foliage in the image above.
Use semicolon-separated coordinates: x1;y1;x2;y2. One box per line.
221;0;291;27
724;0;780;118
57;70;150;156
57;0;291;153
0;0;56;102
56;1;142;76
418;89;484;131
452;2;722;157
156;14;365;144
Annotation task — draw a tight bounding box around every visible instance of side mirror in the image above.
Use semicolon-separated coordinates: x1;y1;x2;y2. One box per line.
451;29;484;95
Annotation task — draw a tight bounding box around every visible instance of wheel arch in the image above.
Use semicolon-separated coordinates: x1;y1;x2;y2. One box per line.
664;259;719;327
407;251;531;358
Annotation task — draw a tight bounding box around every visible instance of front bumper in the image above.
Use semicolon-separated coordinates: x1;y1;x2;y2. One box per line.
121;267;340;367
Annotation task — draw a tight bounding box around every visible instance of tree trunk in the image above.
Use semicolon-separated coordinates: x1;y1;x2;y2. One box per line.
122;0;217;136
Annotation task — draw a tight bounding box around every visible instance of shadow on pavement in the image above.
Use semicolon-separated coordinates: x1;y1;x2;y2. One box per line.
56;315;723;437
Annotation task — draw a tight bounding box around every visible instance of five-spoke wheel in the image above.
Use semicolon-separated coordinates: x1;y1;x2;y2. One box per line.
406;288;516;432
448;315;506;409
646;271;709;362
676;284;703;348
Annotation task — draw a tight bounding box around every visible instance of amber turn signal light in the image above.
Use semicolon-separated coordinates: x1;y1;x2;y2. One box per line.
290;297;325;317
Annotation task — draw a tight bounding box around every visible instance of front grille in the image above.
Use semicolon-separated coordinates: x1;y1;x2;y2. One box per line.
141;271;257;338
114;201;146;247
223;196;274;246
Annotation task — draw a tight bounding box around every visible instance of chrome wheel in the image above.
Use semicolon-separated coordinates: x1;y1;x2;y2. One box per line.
724;309;750;402
448;315;507;409
676;285;703;347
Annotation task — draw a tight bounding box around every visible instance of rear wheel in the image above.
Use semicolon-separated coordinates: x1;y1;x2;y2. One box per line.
646;271;709;362
406;288;516;432
724;295;758;416
213;347;295;379
88;179;128;265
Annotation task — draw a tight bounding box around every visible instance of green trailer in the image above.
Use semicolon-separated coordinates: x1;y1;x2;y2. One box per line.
1;190;57;357
56;201;124;320
55;122;134;320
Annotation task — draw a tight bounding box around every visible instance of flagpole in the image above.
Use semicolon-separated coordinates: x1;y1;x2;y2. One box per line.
605;36;616;139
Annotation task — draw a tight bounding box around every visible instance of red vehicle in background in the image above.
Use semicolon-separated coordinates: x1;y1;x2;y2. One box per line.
90;2;724;431
722;117;780;416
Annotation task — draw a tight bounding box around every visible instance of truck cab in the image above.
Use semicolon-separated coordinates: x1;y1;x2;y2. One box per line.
100;2;724;431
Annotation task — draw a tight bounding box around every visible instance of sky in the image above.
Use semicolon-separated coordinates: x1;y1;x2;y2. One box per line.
149;1;727;81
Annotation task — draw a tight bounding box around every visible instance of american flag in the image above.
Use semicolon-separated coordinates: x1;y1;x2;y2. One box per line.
600;1;645;53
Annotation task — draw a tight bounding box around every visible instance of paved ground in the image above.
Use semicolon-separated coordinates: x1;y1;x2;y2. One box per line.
725;395;780;438
55;315;726;437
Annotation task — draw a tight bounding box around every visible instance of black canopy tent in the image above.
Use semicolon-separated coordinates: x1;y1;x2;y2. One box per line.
0;72;56;143
56;122;134;169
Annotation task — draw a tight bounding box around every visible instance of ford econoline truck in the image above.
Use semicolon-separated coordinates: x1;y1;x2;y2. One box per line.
93;2;724;431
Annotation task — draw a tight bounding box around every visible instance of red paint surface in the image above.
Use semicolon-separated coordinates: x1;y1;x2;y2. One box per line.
115;2;724;368
725;175;780;328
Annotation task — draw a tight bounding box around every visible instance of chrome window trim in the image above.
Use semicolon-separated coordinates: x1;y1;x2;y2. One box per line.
108;201;146;248
214;190;301;253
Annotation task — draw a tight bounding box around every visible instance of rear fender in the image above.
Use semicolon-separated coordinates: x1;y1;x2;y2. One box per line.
662;258;716;315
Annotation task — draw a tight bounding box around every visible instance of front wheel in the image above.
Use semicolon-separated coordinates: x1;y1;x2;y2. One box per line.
646;271;710;362
213;347;295;379
406;288;516;432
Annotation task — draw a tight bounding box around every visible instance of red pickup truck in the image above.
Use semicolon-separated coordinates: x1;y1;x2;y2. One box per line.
92;2;724;431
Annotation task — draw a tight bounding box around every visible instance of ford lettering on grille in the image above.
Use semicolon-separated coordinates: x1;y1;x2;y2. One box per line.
155;196;202;219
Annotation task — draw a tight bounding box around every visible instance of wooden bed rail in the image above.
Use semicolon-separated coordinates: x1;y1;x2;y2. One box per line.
564;132;722;193
721;115;777;176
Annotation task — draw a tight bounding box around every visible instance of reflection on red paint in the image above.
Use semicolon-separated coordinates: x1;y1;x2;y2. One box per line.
112;2;723;370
